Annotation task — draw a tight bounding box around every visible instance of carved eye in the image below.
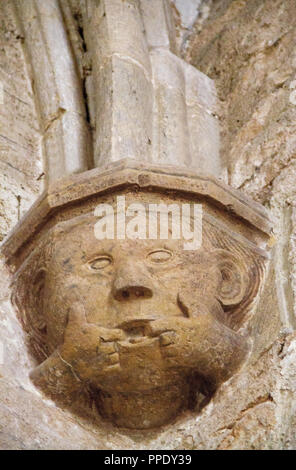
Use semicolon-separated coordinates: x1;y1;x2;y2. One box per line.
89;256;112;270
147;249;172;263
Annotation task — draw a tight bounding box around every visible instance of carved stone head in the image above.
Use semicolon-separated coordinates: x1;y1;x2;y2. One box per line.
3;163;271;429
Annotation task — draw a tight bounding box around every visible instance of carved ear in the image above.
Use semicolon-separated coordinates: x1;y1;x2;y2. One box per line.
30;268;47;332
214;249;249;307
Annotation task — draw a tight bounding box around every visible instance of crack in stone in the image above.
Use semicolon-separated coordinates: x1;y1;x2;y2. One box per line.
43;107;66;134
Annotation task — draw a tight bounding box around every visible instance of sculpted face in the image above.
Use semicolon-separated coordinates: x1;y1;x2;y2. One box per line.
14;200;259;428
34;209;249;390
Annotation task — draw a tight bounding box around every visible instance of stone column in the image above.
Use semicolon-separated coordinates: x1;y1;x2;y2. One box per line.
72;0;222;176
14;0;91;185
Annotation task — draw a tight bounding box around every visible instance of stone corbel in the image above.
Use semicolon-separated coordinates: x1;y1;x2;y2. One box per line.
1;160;273;429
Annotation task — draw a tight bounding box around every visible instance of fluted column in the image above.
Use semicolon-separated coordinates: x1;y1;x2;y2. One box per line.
84;0;153;167
14;0;224;182
83;0;223;178
14;0;91;186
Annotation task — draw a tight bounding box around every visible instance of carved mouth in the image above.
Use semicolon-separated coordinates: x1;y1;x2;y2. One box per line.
117;319;155;344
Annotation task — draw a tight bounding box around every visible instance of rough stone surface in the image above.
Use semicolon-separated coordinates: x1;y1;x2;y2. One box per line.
185;0;296;448
0;0;295;450
0;1;42;242
187;0;296;321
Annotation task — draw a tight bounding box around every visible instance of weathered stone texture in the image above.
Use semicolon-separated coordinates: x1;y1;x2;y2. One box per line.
0;0;295;450
187;0;296;205
187;0;296;318
185;0;296;448
0;1;42;242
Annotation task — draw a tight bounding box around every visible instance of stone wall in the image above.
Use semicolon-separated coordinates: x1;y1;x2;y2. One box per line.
185;0;296;448
0;0;296;449
186;0;296;326
0;1;42;243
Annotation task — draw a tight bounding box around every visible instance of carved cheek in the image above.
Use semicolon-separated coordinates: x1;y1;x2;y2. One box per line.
42;272;80;345
61;273;113;326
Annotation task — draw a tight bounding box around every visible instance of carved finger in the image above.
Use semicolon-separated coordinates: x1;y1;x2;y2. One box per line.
99;342;117;355
98;327;126;342
108;352;119;365
104;363;121;373
146;319;175;337
66;302;87;328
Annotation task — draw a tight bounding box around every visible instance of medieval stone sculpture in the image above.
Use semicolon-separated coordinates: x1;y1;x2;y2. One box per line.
1;0;273;431
3;162;271;429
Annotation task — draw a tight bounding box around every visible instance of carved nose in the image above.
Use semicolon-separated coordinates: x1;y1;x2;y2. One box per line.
112;262;153;301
